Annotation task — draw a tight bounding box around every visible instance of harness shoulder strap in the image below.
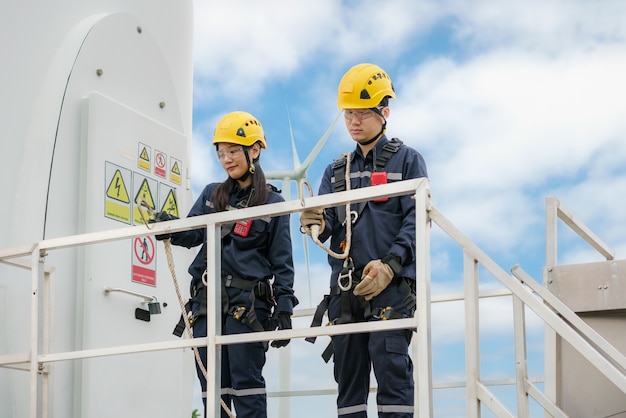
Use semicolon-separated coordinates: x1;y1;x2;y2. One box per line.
375;137;404;172
332;154;348;192
334;139;404;225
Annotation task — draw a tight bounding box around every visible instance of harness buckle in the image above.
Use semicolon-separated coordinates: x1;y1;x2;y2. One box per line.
256;280;276;305
230;306;247;320
373;306;394;320
337;258;354;291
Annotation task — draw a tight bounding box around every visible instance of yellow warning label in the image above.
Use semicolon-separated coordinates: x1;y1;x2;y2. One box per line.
161;189;179;218
171;161;180;175
106;169;130;203
134;178;155;210
105;162;131;224
170;160;181;185
133;178;155;225
106;200;131;223
138;145;150;172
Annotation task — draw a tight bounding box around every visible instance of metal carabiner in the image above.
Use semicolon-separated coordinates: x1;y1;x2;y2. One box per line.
342;210;358;227
337;258;354;291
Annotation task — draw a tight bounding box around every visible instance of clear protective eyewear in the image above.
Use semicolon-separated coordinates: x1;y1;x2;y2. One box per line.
343;109;377;121
216;145;244;161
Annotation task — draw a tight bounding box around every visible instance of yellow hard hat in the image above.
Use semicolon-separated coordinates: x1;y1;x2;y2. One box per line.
212;111;267;148
337;63;396;109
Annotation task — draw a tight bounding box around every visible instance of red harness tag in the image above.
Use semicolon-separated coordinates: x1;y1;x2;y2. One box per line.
233;220;252;237
371;172;388;202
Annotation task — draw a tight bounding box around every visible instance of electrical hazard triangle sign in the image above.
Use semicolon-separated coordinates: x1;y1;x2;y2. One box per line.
106;169;130;203
105;163;132;224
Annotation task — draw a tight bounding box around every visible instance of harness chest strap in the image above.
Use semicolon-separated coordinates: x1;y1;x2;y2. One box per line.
333;138;404;224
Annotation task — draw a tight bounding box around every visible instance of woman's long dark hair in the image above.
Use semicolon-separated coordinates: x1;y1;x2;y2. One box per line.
211;143;269;212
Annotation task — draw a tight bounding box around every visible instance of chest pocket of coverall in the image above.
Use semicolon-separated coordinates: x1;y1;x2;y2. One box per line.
232;218;269;250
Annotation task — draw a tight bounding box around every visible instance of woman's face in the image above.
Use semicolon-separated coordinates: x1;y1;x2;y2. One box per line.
216;142;259;185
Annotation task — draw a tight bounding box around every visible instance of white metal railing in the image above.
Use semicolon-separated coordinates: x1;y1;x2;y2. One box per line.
0;179;429;418
2;184;625;417
542;196;622;415
425;197;626;417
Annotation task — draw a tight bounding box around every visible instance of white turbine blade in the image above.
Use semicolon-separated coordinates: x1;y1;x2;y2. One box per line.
285;106;301;168
266;111;342;181
300;110;342;171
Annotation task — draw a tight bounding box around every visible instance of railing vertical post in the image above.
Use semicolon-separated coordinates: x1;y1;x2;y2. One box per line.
544;197;559;413
205;221;222;418
464;253;480;418
29;246;44;418
414;183;433;417
513;295;530;417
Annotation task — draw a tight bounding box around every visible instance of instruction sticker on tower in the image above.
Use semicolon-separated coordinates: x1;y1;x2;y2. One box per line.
132;235;156;286
138;142;151;172
170;157;182;185
159;182;179;217
133;173;158;225
104;162;131;224
154;149;167;178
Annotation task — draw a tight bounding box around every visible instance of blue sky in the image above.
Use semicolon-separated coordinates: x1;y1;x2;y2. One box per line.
188;1;626;416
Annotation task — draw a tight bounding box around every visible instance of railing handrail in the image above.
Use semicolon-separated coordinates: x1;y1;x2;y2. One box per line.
3;181;624;417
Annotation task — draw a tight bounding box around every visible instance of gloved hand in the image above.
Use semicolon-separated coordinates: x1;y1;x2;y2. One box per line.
149;211;177;241
270;311;292;348
299;208;325;237
353;259;394;301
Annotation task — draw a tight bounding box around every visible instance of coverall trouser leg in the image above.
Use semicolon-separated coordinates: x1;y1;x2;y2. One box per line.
329;280;414;417
193;310;269;418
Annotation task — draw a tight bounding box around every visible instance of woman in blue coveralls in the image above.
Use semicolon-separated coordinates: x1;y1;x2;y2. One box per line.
300;64;428;417
156;111;298;417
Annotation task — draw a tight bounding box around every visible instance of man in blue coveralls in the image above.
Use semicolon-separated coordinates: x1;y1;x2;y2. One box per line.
300;63;428;417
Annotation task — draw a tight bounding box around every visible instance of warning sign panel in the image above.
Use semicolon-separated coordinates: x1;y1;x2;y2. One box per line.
105;162;131;224
159;183;179;217
133;174;158;225
138;142;151;172
132;236;156;286
170;157;182;185
155;150;167;178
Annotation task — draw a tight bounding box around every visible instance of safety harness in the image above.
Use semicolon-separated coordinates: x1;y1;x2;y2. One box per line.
333;137;404;225
306;137;417;362
172;274;275;338
172;185;282;353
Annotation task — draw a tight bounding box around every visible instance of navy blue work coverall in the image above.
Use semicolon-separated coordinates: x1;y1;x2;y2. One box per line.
317;135;428;417
169;182;297;418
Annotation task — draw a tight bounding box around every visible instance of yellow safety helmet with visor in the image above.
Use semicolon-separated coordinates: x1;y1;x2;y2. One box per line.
337;63;396;109
212;111;267;149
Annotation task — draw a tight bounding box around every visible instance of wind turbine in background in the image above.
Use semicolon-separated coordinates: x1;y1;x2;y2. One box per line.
266;109;342;305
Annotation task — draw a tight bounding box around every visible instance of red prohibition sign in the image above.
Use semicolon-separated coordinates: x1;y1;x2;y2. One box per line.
156;152;166;169
134;236;155;265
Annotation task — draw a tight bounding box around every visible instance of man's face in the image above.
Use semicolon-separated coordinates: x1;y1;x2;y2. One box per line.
343;107;388;144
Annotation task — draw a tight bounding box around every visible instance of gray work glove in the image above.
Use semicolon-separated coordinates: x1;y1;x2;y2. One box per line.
353;259;394;301
299;208;325;237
